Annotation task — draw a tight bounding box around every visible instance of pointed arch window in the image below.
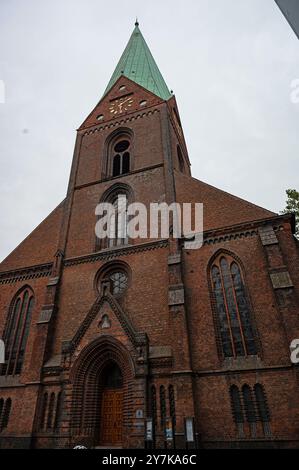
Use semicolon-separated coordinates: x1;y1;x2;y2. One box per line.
112;139;131;177
109;193;129;248
210;254;257;358
1;287;34;376
96;185;131;251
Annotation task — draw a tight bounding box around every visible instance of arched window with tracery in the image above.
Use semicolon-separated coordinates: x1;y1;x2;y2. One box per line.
97;262;130;298
1;287;34;376
112;139;131;177
210;254;257;358
96;185;131;251
104;130;133;179
109;193;129;248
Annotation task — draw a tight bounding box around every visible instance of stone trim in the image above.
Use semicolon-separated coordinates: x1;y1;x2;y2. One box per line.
168;284;185;306
37;308;54;324
270;271;294;289
258;226;278;246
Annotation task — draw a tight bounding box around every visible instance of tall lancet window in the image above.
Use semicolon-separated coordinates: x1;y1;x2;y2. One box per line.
210;254;257;358
1;287;34;376
95;185;132;251
108;193;129;248
112;139;131;177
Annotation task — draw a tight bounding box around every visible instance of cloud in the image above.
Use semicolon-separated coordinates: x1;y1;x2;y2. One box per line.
0;0;298;261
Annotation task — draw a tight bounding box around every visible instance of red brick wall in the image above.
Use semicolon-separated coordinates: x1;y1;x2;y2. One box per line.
0;76;299;448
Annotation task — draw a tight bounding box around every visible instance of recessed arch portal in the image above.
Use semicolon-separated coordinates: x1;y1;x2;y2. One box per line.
70;337;134;448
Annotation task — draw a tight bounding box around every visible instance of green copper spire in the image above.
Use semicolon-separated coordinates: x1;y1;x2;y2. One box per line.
104;22;172;100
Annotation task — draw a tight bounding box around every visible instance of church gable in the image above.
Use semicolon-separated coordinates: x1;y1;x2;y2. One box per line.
79;75;164;131
175;173;275;231
0;200;65;272
66;292;147;360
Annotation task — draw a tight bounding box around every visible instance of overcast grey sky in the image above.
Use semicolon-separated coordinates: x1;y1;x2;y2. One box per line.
0;0;298;263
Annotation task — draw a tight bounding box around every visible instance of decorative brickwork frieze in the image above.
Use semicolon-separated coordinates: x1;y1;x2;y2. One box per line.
81;109;160;136
64;240;168;267
0;263;52;285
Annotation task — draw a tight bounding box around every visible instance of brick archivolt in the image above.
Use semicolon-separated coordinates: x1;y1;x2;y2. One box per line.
69;336;134;439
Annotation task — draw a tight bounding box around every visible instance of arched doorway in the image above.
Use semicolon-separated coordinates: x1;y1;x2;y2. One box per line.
99;362;124;446
70;337;134;448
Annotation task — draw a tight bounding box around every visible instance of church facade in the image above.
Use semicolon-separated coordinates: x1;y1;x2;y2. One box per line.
0;23;299;449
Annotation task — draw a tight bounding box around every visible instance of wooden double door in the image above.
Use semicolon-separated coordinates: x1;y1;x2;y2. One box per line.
99;364;124;446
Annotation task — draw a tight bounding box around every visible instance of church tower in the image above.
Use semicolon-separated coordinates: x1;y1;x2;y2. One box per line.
0;22;299;449
53;21;195;448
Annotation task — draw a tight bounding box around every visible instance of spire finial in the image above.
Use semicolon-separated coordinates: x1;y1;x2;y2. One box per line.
135;17;139;27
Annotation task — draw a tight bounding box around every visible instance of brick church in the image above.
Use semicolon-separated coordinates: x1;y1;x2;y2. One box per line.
0;22;299;449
